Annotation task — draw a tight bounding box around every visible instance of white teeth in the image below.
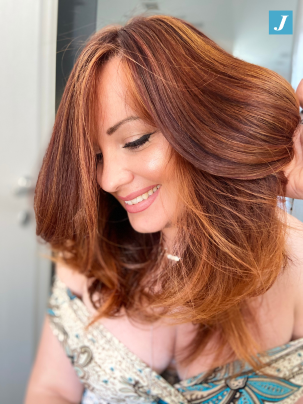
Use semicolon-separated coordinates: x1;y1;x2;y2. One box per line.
125;185;161;205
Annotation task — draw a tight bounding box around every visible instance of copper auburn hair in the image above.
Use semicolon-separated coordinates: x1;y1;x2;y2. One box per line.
34;14;301;373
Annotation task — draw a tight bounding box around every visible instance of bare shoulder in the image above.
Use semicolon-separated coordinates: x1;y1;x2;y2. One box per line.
55;256;87;299
55;256;100;316
282;212;303;339
272;210;303;278
284;212;303;265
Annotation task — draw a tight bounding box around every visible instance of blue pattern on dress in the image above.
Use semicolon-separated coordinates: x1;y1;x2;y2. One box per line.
49;275;303;404
67;288;77;300
47;308;56;316
175;371;301;404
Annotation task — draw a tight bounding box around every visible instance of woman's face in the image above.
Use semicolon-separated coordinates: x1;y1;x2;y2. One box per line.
95;56;179;234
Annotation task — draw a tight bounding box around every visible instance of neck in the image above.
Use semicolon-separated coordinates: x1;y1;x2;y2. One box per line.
161;223;178;254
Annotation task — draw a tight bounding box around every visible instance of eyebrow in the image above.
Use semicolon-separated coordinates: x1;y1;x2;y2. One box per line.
106;115;141;135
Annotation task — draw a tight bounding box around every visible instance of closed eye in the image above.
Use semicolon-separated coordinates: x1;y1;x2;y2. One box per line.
95;131;156;164
123;131;156;150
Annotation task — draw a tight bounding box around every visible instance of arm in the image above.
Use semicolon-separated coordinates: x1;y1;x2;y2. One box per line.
284;123;303;200
284;79;303;200
291;219;303;404
24;314;84;404
290;216;303;340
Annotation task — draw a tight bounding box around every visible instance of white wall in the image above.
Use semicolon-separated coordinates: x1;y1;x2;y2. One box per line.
0;1;57;402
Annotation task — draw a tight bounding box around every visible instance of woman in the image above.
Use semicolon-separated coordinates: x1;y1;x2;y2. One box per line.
25;15;303;404
285;77;303;200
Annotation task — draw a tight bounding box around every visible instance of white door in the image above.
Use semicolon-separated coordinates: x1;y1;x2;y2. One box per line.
0;1;57;402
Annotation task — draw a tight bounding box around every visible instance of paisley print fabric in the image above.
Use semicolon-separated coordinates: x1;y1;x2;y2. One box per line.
47;274;303;404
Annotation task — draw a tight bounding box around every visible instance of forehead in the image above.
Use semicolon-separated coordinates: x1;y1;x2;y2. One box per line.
96;57;134;126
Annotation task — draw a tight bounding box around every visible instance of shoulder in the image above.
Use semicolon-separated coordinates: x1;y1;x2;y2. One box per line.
282;212;303;339
284;212;303;278
55;256;100;316
285;211;303;252
55;257;87;300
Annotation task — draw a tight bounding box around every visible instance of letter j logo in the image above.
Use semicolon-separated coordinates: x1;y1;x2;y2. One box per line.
269;11;293;35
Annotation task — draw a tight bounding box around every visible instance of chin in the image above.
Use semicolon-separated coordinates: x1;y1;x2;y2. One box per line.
127;214;168;234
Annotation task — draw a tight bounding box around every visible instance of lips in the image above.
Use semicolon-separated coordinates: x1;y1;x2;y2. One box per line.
118;184;160;202
123;185;161;213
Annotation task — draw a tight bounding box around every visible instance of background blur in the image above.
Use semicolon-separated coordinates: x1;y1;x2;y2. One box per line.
0;1;303;402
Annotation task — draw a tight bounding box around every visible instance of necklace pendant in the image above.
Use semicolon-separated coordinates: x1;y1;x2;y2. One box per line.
166;253;180;261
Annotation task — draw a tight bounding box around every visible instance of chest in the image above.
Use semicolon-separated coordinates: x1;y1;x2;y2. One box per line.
81;273;295;381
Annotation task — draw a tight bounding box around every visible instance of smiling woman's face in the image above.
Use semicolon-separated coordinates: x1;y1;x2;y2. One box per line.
95;56;179;234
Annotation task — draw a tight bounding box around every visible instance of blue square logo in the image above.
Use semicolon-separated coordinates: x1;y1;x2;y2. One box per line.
269;11;293;34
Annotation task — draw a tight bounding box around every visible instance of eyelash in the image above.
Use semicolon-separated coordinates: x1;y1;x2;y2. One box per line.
95;132;155;163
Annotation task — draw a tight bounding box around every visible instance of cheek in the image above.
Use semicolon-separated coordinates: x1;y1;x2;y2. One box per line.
139;140;173;182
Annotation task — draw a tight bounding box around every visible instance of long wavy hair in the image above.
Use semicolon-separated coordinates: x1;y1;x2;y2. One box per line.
34;14;302;373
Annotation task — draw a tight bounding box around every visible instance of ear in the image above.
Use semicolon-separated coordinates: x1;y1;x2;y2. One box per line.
296;79;303;109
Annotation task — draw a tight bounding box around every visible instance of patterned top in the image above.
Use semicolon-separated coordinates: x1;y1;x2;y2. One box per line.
47;274;303;404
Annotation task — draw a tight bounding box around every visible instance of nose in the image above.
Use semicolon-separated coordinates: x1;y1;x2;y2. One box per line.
97;151;133;194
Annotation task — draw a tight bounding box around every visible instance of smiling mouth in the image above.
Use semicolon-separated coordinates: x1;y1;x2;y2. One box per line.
124;185;161;205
